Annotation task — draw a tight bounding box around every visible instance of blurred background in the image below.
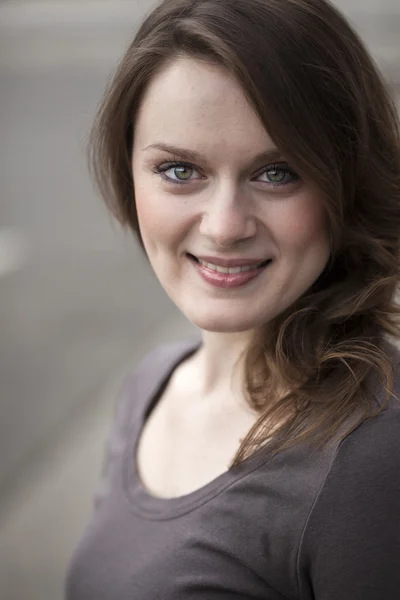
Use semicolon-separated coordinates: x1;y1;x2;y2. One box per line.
0;1;399;598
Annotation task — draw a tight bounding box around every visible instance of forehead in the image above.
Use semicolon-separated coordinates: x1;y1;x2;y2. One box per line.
134;57;272;159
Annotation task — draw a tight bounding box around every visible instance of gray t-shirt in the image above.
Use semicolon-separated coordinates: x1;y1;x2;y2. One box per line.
65;338;400;599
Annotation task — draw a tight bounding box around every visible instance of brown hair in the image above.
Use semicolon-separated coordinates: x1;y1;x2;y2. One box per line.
89;0;400;466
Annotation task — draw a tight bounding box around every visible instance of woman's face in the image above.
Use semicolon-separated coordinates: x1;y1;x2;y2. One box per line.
132;57;330;333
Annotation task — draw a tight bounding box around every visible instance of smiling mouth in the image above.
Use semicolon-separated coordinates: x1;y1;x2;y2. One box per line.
186;253;271;274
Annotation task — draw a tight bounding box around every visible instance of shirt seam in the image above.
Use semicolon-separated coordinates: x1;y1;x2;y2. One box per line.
295;443;340;600
294;404;391;599
294;343;398;600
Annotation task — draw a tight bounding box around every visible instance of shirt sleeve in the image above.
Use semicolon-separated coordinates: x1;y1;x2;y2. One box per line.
297;405;400;600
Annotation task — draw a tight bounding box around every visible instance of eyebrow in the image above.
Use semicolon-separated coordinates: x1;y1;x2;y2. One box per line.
143;143;285;165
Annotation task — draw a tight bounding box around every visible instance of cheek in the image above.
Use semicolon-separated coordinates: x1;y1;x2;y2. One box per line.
270;194;329;251
134;179;169;239
134;182;191;251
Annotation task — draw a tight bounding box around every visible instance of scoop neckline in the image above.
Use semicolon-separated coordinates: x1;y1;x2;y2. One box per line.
122;338;272;521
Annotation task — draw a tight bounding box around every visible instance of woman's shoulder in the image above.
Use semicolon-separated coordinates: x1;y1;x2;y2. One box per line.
372;338;400;411
339;395;400;470
298;353;400;596
337;337;400;472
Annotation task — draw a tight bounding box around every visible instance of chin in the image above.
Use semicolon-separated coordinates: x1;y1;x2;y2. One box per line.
183;307;266;334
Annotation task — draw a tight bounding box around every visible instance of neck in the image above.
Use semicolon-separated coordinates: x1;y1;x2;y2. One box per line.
191;329;255;400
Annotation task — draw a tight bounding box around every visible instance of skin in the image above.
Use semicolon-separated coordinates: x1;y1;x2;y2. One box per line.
132;57;330;403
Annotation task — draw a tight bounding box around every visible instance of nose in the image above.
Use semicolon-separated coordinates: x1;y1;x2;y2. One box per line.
199;186;257;247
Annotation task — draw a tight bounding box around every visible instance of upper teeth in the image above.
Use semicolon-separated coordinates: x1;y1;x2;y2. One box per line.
198;259;261;273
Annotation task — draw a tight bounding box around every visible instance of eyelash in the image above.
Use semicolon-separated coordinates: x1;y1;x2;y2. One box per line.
152;160;300;188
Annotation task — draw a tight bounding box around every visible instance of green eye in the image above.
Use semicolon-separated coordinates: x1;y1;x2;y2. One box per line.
266;168;286;183
173;166;193;181
154;161;200;184
257;163;300;186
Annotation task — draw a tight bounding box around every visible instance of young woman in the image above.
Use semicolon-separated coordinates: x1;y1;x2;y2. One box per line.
66;1;400;598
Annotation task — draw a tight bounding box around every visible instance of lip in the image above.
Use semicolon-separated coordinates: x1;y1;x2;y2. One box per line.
188;254;269;267
188;255;271;289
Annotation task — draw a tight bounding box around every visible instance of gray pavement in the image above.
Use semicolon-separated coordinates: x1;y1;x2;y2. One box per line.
0;0;163;493
0;1;399;599
0;3;195;597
